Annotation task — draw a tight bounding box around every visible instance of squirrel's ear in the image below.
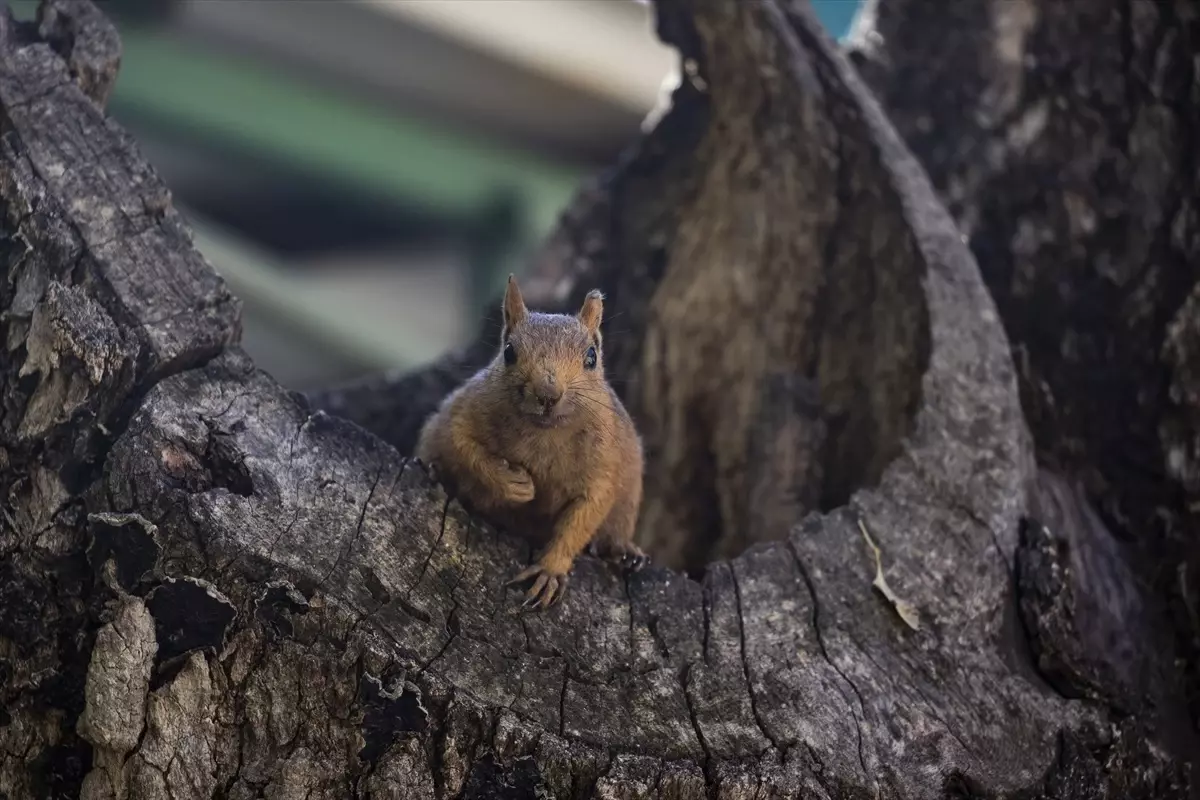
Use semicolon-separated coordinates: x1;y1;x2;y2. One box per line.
578;289;603;337
503;274;528;331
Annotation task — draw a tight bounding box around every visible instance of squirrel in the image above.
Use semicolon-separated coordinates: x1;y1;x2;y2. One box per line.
414;274;648;609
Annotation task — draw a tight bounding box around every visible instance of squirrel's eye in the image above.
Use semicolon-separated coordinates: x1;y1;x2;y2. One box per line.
583;346;597;370
504;342;517;365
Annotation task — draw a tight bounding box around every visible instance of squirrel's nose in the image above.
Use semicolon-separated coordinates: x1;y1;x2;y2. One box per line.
533;377;562;410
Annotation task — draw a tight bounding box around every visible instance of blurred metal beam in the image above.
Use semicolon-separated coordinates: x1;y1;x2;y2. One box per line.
362;0;672;113
105;30;582;241
171;0;668;163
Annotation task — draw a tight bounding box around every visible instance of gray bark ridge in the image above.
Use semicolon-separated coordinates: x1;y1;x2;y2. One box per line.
848;0;1200;759
0;1;1190;800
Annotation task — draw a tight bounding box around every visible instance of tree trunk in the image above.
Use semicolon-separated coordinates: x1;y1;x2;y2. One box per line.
845;0;1200;742
0;2;1193;800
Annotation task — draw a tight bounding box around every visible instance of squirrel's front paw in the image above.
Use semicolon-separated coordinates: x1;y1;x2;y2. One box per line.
506;560;569;609
496;459;535;504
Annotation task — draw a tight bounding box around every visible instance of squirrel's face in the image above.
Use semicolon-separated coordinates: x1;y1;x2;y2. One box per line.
496;277;607;428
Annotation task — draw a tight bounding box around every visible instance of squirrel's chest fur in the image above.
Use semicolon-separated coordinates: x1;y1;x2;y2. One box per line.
492;418;606;516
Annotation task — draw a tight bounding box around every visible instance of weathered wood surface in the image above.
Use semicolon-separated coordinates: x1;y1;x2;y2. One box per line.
846;0;1200;752
0;1;1193;800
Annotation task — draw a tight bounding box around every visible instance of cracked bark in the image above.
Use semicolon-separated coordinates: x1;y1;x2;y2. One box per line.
847;0;1200;760
0;0;1195;799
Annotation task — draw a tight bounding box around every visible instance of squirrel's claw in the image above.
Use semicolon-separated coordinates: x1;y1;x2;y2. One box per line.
508;564;568;609
592;541;650;573
523;575;564;609
621;551;650;572
506;564;540;586
524;573;551;605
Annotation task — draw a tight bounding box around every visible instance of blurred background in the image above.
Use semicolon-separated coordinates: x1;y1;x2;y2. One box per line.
12;0;862;390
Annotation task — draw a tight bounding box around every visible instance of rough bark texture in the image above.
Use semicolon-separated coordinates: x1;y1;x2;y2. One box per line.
845;0;1200;741
0;2;1195;800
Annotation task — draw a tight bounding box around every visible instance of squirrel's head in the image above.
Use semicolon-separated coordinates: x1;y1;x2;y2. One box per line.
494;274;607;428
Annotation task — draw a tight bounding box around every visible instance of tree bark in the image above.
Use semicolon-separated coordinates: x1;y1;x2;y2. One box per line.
845;0;1200;742
0;2;1193;800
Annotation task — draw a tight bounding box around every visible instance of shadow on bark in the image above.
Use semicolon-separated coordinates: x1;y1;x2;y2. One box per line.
0;0;1194;798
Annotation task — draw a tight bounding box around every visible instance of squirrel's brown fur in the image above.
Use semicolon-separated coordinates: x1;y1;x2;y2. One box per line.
415;275;647;608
